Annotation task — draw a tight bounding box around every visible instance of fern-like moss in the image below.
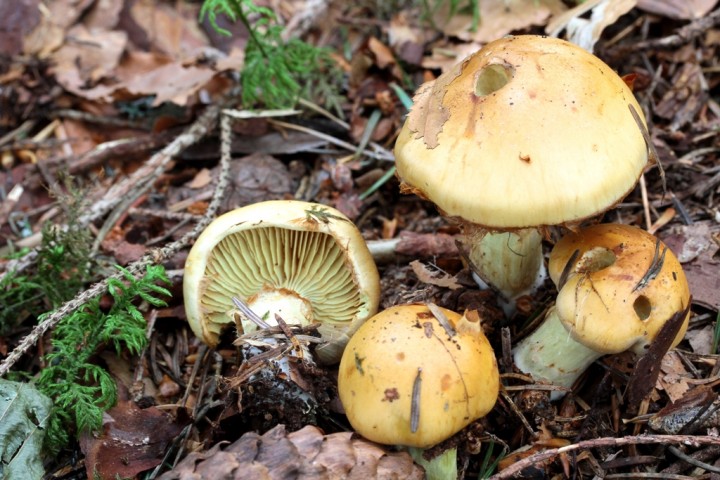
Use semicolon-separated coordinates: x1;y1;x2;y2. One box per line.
36;265;171;454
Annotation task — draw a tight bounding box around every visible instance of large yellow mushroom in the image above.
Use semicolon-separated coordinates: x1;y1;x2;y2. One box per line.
394;35;651;310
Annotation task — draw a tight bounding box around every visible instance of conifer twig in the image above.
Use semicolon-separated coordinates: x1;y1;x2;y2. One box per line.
490;434;720;479
0;108;235;377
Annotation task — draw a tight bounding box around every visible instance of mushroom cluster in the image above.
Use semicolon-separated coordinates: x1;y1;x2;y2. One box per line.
338;304;500;479
513;224;691;398
394;35;651;309
183;200;380;364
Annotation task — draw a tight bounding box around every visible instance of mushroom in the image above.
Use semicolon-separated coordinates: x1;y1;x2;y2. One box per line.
394;35;650;309
338;304;500;479
183;200;380;364
513;223;691;398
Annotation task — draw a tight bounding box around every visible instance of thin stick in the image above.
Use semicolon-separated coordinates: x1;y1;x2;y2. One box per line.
489;435;720;479
0;107;235;377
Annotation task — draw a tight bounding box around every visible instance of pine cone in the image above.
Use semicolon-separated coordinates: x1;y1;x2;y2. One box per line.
159;424;425;479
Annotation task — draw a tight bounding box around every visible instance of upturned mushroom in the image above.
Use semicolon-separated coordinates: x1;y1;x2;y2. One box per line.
513;224;691;398
183;200;380;364
338;304;499;479
394;35;651;309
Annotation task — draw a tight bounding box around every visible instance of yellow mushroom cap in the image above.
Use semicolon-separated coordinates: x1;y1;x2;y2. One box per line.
548;224;690;355
338;304;500;448
394;35;648;228
183;200;380;364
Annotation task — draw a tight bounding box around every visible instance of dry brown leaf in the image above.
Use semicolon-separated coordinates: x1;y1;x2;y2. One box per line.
22;12;66;58
388;11;433;65
685;325;714;355
421;42;484;72
368;36;396;69
656;350;691;403
0;0;40;56
661;223;720;311
51;24;128;85
84;0;124;30
410;260;462;290
188;168;213;189
439;0;567;43
80;399;185;480
637;0;720;20
129;0;208;59
546;0;637;52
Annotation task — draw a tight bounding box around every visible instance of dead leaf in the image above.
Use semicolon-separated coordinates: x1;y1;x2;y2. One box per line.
368;37;396;69
661;223;720;310
80;399;185;480
627;303;691;409
410;259;462;290
188;168;213;189
128;0;208;59
649;386;719;434
51;24;128;85
546;0;637;52
656;350;692;403
84;0;124;30
439;0;567;44
388;11;431;65
655;62;707;130
422;42;484;72
637;0;720;20
0;0;40;56
686;326;714;355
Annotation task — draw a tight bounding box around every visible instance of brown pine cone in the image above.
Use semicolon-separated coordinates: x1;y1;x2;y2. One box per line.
159;424;425;479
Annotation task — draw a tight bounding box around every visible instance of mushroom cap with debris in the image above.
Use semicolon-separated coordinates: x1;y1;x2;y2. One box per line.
338;304;500;448
549;223;691;355
394;35;649;229
183;200;380;364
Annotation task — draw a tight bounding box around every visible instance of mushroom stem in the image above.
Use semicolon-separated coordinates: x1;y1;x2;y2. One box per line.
467;228;546;305
408;447;457;480
512;306;601;400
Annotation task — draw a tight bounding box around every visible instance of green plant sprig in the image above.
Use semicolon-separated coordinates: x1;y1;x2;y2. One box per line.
36;265;170;453
199;0;343;110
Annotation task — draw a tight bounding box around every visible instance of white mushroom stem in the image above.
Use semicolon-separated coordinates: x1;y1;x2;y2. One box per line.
467;228;547;305
512;306;601;400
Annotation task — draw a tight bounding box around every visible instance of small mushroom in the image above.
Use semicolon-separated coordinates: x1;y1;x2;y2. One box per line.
513;224;691;398
338;304;499;479
183;200;380;364
394;35;650;309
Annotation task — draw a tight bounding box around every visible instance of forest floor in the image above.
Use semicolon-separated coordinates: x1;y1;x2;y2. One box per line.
1;0;720;479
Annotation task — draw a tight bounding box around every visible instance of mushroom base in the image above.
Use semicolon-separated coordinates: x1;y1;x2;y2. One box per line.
512;306;601;400
240;286;314;334
408;446;457;480
467;228;546;304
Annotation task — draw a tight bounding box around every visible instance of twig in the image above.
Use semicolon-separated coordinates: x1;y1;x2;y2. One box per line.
80;99;225;227
612;7;720;52
0;106;234;377
489;435;720;479
268;119;395;162
668;445;720;474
